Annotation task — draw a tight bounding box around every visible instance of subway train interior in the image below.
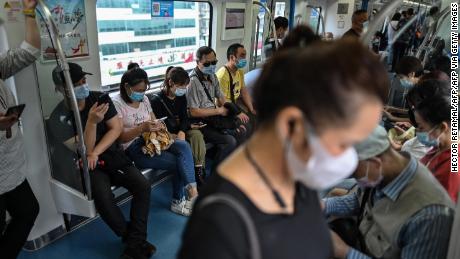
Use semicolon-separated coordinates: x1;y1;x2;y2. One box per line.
0;0;458;258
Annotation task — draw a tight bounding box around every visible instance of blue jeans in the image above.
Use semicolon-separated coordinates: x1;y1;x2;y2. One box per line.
126;138;196;201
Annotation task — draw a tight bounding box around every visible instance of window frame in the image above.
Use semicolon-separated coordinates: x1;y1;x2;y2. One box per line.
96;1;213;92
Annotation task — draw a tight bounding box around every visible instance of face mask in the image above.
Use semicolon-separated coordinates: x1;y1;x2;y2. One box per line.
400;78;414;88
129;89;145;102
236;59;247;69
287;126;359;190
362;21;369;33
74;84;90;100
416;128;440;147
175;88;187;97
201;65;216;75
357;161;384;188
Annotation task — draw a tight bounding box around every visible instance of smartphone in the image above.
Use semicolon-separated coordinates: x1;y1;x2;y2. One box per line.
5;104;25;118
97;93;110;104
155;116;167;122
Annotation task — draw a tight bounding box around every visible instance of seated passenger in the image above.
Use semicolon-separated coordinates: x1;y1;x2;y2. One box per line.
326;125;454;259
128;62;140;71
51;63;154;259
113;68;198;216
149;66;207;186
180;40;389;259
342;10;368;38
186;46;237;168
264;16;289;57
216;43;256;137
387;56;423;110
415;91;459;202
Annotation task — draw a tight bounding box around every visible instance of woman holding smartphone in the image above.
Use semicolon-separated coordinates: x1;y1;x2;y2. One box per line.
150;66;208;187
113;68;198;216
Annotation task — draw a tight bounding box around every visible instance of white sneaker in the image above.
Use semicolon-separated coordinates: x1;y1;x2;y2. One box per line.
184;196;198;212
171;199;192;216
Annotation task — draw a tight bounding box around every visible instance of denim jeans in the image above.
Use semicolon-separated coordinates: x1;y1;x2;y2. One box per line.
126;138;196;201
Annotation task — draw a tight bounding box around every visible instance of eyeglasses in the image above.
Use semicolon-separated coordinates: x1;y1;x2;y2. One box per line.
202;60;218;67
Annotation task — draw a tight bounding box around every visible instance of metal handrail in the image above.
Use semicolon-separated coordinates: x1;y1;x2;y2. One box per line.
361;0;404;45
37;0;92;200
253;1;279;50
253;16;261;69
307;5;325;37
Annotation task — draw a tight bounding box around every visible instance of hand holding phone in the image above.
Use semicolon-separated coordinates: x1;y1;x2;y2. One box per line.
6;104;25;118
191;122;207;129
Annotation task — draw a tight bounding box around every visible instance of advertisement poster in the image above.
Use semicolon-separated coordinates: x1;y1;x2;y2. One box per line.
38;0;89;62
151;0;174;18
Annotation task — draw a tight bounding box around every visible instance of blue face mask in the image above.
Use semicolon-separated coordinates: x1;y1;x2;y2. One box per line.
236;58;247;69
175;88;187;97
400;78;414;88
74;84;90;100
416;129;439;147
129;90;145;102
201;65;216;75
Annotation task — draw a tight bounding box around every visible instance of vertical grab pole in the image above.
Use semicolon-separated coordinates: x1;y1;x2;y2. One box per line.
37;0;92;200
253;16;261;69
253;1;279;50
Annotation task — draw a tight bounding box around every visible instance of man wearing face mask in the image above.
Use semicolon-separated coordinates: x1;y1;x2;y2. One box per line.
49;63;154;259
216;43;256;138
187;46;237;169
343;10;368;39
263;16;289;58
325;126;454;259
0;1;41;258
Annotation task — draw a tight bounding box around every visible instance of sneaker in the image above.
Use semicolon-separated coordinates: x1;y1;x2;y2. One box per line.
171;199;192;216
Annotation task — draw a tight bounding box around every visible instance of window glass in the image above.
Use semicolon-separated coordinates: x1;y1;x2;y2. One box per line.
96;1;212;89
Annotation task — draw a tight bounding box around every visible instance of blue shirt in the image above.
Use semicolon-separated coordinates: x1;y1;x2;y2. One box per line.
324;156;454;259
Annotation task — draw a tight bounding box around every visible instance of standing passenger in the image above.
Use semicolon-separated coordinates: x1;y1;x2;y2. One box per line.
343;10;368;38
0;1;40;258
179;40;389;259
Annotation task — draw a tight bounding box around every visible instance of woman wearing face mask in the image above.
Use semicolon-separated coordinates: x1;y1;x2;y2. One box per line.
150;66;207;187
179;40;389;259
113;68;198;216
415;92;459;202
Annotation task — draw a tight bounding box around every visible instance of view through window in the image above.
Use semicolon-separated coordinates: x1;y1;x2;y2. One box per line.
96;1;212;89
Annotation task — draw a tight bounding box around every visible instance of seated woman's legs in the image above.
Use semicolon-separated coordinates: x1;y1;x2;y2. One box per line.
0;180;39;259
167;140;198;200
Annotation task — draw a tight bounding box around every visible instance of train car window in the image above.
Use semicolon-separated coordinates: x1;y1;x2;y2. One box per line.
96;0;212;90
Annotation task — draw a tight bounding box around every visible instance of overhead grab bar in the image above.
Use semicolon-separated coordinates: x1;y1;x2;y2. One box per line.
37;0;92;200
252;1;279;50
361;0;404;45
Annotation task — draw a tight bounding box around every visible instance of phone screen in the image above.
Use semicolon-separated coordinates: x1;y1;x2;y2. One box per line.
6;104;26;118
98;93;110;104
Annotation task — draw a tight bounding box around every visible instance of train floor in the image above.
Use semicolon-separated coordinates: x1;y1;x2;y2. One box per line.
18;178;188;259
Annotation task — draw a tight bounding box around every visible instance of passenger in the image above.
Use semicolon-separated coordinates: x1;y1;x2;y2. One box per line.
51;63;154;259
386;56;423;110
279;25;320;50
415;91;460;202
113;68;198;216
325;125;454;259
149;66;207;186
0;1;40;258
179;40;389;259
186;46;237;169
216;43;256;137
128;62;140;71
264;16;289;57
342;9;368;38
387;12;401;69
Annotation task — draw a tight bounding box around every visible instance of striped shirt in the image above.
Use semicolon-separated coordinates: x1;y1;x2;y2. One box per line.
324;155;454;259
0;41;39;194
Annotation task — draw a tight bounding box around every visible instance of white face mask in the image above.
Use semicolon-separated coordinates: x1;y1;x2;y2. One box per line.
287;127;358;190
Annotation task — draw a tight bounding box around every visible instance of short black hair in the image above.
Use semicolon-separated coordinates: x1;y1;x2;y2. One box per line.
352;9;367;21
127;62;140;70
407;8;414;16
433;56;451;76
279;25;320;50
227;43;244;60
415;91;451;127
395;56;423;77
253;39;388;130
274;16;289;30
196;46;216;62
119;68;149;103
392;12;402;21
429;6;439;16
406;79;450;107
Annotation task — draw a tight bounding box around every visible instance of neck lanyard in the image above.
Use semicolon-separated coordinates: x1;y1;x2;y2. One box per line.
244;146;287;210
0;94;8;109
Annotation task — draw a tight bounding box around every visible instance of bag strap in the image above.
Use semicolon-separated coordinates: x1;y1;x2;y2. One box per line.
357;188;372;252
224;66;236;103
198;194;261;259
191;71;217;108
152;94;175;118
